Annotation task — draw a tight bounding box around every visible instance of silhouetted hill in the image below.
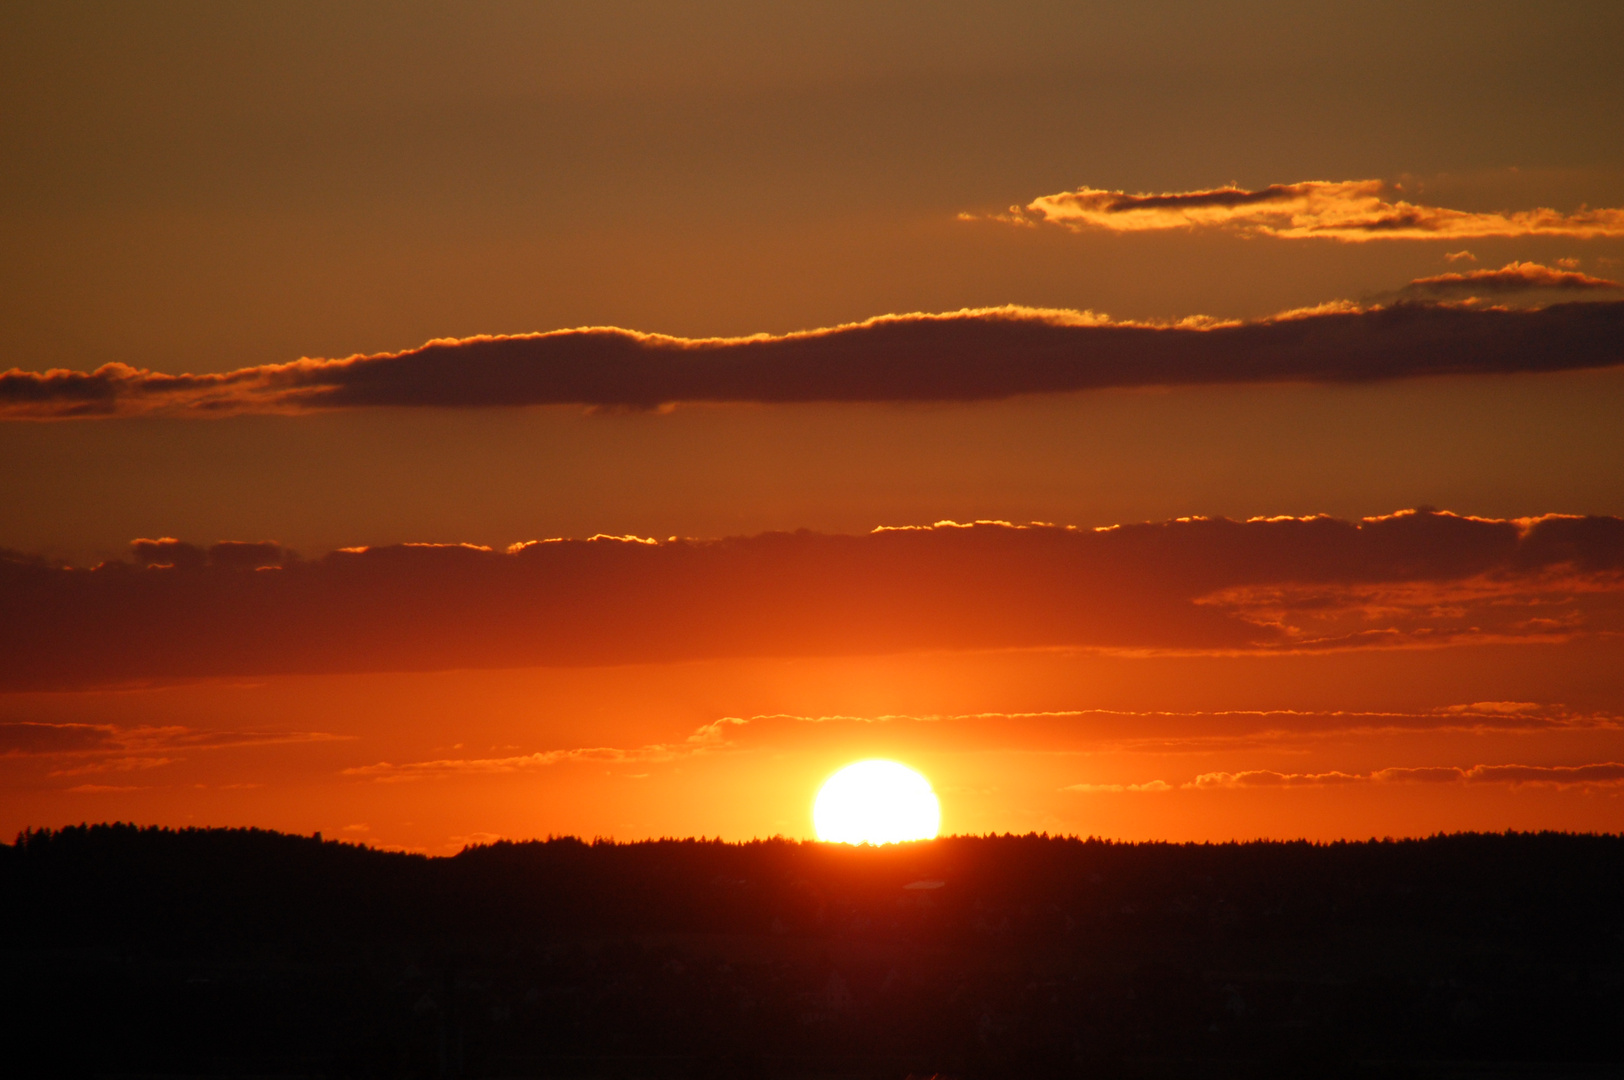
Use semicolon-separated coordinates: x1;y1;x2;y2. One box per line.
4;826;1623;1078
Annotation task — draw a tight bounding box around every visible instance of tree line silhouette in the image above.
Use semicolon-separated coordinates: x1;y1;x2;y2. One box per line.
4;825;1622;1077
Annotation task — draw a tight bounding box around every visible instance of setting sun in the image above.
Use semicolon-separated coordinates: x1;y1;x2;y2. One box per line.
813;760;942;844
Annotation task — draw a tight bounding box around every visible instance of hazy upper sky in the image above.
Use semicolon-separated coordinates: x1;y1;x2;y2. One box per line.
4;0;1623;369
4;2;1623;849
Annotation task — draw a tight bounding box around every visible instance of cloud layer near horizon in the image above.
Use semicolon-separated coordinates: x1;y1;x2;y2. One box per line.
3;511;1621;690
1000;180;1624;240
4;300;1622;419
338;705;1620;785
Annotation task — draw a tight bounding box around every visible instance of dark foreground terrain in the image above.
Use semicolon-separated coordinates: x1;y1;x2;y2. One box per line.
4;827;1623;1078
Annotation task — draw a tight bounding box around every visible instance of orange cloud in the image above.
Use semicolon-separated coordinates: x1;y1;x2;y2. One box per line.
3;300;1622;419
3;511;1621;690
997;180;1624;240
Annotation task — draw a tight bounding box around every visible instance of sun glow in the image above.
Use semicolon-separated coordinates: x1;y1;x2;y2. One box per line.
813;760;941;844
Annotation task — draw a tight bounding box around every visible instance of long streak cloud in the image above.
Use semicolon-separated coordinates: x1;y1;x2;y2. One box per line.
3;300;1622;419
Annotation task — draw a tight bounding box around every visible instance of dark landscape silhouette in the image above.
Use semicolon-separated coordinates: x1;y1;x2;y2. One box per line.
4;825;1622;1078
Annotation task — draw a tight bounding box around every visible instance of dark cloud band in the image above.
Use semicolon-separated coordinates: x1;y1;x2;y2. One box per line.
3;301;1622;419
2;510;1620;689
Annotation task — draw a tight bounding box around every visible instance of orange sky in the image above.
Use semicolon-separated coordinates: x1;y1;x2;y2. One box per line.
3;2;1623;850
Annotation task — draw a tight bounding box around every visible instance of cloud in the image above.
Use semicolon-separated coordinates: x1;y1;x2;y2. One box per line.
1200;571;1623;650
4;300;1623;419
1394;261;1621;302
1192;763;1624;790
0;720;343;757
344;717;754;782
1443;701;1543;714
342;703;1623;785
1448;763;1624;785
2;720;348;791
996;180;1624;240
1063;780;1173;793
46;756;178;778
694;704;1609;756
0;722;120;755
6;506;1617;691
1192;770;1370;788
342;745;680;783
3;510;1622;690
129;538;287;571
206;541;285;571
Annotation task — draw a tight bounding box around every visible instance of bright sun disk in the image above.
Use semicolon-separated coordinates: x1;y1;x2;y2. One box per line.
813;759;941;845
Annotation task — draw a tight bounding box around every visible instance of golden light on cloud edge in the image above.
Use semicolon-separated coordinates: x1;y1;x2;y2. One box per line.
813;759;942;845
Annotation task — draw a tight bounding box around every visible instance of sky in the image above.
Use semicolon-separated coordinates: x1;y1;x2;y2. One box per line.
4;1;1624;851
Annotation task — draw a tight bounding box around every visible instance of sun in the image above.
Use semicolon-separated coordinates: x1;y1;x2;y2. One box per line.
813;760;941;845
